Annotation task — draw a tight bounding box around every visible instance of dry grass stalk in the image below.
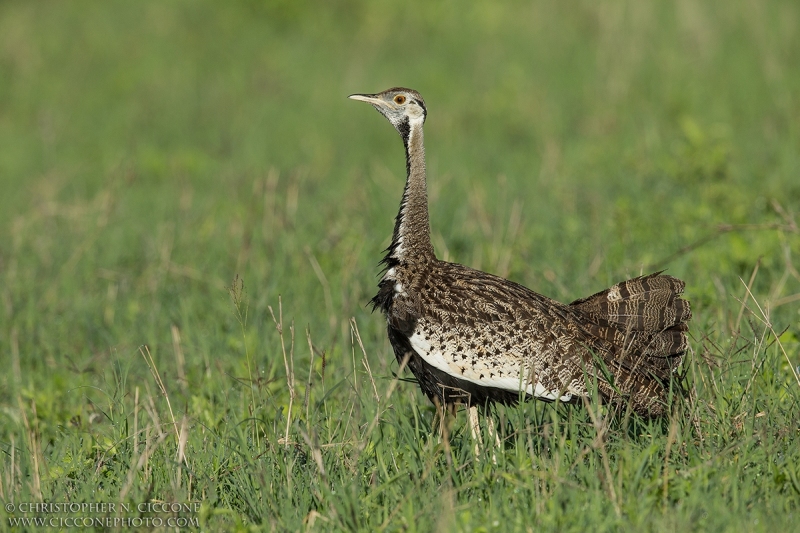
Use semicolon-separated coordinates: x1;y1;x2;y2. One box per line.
304;328;315;431
269;296;296;447
582;396;621;518
351;318;378;402
139;345;180;443
120;425;169;500
17;397;43;501
738;278;800;389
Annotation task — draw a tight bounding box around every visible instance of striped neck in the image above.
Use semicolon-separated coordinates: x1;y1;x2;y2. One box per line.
384;116;435;266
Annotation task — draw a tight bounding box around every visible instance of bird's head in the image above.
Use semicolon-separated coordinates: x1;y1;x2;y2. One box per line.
349;87;427;135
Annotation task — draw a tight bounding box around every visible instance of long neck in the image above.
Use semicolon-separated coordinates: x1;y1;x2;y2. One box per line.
385;118;435;266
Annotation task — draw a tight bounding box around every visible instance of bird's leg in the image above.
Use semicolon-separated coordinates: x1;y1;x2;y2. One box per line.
468;405;483;459
487;416;501;451
468;406;499;464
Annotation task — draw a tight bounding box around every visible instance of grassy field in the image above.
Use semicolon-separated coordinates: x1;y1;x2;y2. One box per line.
1;0;799;530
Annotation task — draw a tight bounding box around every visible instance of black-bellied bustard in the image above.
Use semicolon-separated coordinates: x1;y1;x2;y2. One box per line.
349;88;691;453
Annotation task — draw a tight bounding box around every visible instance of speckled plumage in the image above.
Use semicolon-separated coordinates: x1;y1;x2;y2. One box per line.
351;87;691;417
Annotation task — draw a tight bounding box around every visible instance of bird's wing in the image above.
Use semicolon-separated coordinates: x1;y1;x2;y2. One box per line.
398;262;589;401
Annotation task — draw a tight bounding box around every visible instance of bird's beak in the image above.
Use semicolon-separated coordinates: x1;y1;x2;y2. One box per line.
348;93;386;107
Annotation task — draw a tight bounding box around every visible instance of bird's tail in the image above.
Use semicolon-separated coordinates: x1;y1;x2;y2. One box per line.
569;272;692;414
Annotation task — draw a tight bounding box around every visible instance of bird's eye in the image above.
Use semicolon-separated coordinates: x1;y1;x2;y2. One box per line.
393;95;406;105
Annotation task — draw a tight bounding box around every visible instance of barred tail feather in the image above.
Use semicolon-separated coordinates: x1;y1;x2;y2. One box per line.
571;273;690;329
570;272;692;415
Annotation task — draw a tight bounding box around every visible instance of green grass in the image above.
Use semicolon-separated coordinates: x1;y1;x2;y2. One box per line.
1;0;799;530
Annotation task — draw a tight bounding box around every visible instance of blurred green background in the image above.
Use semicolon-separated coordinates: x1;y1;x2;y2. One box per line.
1;0;799;530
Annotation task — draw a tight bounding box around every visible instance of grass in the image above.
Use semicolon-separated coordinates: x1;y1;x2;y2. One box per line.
1;0;799;530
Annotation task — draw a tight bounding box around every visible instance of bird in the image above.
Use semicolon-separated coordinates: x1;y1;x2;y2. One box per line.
349;87;691;422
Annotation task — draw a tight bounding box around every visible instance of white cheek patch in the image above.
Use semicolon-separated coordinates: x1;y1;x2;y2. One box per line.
408;113;425;126
407;330;572;402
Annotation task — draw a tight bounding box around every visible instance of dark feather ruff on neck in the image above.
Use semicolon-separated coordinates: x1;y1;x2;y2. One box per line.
370;116;412;313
